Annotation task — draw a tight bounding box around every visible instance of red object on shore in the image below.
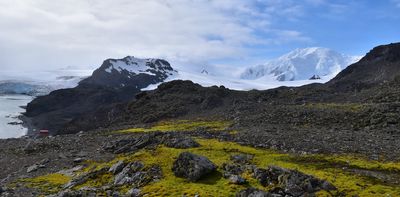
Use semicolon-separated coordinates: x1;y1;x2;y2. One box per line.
39;130;49;135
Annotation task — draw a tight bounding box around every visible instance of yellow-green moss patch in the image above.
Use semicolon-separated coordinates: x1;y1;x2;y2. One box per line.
117;119;231;134
19;173;71;194
125;139;400;197
18;138;400;196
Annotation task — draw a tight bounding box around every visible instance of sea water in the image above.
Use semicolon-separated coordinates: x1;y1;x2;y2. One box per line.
0;95;32;138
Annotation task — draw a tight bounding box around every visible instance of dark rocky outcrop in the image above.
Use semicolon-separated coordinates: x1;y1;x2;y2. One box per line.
329;43;400;91
172;152;216;182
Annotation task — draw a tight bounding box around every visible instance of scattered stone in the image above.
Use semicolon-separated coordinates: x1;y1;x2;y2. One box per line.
162;135;200;149
109;160;126;174
253;168;270;186
236;188;271;197
58;166;84;177
230;154;253;164
228;175;247;185
26;164;39;173
172;152;216;182
127;188;141;197
222;163;245;177
130;161;145;172
73;158;84;163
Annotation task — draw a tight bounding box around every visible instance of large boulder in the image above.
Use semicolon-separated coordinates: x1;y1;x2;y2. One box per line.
172;152;216;182
253;166;336;196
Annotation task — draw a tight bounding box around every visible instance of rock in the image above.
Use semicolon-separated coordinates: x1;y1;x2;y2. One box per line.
114;165;132;185
236;188;271;197
73;158;84;163
228;175;247;185
114;161;160;187
230;154;253;164
222;163;245;177
130;161;145;172
127;188;141;197
163;136;200;149
320;180;337;191
172;152;216;182
53;189;83;197
252;166;337;196
27;164;39;173
253;168;270;186
109;160;126;174
105;133;159;154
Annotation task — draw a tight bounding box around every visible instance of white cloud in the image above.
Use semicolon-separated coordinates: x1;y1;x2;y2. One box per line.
0;0;312;71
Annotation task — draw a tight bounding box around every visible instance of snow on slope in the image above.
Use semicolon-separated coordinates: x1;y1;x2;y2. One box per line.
105;56;177;77
241;47;361;81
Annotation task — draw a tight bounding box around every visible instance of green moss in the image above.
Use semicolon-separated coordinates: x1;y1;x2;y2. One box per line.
74;173;114;189
117;119;231;134
19;173;71;194
127;139;400;197
18;138;400;196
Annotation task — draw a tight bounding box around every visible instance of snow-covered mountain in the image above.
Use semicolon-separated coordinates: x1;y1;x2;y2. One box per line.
80;56;177;88
240;47;361;81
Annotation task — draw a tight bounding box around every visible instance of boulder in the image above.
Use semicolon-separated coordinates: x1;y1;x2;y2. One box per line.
172;152;216;182
253;166;336;196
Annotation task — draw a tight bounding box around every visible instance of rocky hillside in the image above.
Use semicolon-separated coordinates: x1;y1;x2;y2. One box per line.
25;57;177;135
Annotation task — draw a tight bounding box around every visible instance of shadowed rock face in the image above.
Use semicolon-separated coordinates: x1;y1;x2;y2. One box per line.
328;43;400;91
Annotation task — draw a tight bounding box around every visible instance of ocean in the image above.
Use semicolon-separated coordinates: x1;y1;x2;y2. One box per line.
0;95;32;138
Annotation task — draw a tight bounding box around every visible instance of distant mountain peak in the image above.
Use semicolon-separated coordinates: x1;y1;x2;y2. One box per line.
241;47;361;81
80;56;177;89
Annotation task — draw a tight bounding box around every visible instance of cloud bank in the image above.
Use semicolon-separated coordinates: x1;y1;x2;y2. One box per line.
0;0;314;71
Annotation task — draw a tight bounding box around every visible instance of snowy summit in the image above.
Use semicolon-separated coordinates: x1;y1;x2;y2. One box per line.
241;47;361;81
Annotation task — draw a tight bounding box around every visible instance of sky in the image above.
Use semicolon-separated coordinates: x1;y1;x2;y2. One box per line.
0;0;399;72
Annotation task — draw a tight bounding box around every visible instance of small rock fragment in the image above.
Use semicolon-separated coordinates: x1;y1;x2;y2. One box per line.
27;164;39;173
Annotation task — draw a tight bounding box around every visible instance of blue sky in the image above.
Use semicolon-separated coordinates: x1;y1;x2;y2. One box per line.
0;0;399;71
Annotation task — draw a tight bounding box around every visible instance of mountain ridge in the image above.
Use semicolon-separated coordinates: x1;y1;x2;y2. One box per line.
241;47;360;81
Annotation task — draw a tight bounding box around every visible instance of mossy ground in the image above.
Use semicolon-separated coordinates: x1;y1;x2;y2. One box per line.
116;119;231;133
33;139;396;197
18;173;71;195
17;120;400;196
